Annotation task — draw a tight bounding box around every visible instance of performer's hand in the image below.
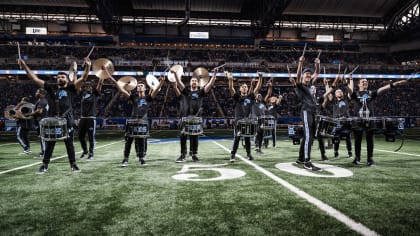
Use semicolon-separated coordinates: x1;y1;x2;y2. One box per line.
314;58;320;64
84;57;91;66
299;56;305;62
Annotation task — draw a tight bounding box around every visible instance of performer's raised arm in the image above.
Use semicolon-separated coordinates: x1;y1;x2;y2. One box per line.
18;59;44;87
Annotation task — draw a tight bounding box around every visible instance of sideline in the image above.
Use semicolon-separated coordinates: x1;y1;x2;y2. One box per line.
212;140;379;236
0;140;123;175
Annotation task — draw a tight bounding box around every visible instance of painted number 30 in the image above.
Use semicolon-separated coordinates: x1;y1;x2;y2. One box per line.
172;164;246;181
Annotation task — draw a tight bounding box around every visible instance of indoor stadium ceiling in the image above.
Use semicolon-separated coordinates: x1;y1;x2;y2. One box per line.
0;0;411;23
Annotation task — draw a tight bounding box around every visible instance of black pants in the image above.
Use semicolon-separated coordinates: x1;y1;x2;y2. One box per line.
180;133;199;155
78;118;96;155
43;128;76;166
299;110;316;162
333;130;352;155
353;128;374;162
231;123;251;155
255;128;263;149
317;135;326;157
124;135;147;159
16;126;31;151
36;125;46;155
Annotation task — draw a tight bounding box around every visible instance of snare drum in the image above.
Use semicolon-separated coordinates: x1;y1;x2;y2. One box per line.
366;117;384;132
126;119;149;137
39;117;68;141
336;117;353;130
258;115;275;130
182;116;203;135
315;116;337;137
236;118;258;137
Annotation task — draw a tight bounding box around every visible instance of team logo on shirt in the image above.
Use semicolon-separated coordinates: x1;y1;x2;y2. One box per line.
58;90;68;99
191;92;199;100
138;98;147;107
83;93;91;100
243;98;251;106
338;100;346;108
359;93;370;103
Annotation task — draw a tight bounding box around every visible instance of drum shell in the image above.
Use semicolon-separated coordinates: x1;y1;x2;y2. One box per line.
182;116;203;135
126;119;149;137
258;115;275;130
236;118;257;137
315;116;337;137
288;125;303;138
39;117;69;141
384;117;405;131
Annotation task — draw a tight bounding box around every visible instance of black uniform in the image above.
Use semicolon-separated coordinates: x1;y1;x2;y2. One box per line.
176;87;206;161
16;113;33;153
315;94;328;161
295;83;318;162
43;82;78;168
332;95;353;158
123;94;152;163
230;92;255;160
351;90;378;165
265;102;280;148
252;99;265;152
34;97;49;156
78;89;100;159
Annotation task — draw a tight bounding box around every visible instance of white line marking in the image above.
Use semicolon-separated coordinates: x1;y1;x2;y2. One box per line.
0;141;123;175
212;140;379;236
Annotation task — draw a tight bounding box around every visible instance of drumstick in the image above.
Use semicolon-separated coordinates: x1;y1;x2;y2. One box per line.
302;43;307;57
406;72;419;81
82;45;95;67
317;49;322;59
349;65;359;74
17;42;21;69
214;63;226;70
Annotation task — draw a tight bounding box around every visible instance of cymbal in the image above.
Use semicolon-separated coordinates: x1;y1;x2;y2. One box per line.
193;67;209;87
4;105;16;120
167;64;183;82
117;76;137;91
146;74;161;91
92;58;114;79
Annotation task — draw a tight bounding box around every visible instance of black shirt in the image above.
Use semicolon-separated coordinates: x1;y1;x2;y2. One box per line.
295;84;318;113
333;97;350;118
252;101;266;118
81;90;100;117
233;93;255;120
351;90;378;118
129;94;153;119
179;87;206;117
266;103;280;118
44;82;77;127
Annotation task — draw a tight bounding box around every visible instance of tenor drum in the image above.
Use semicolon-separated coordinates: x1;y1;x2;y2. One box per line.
126;119;149;137
258;115;276;130
336;117;353;130
315;116;337;137
39;117;68;141
236;118;258;137
182;116;203;135
288;125;303;138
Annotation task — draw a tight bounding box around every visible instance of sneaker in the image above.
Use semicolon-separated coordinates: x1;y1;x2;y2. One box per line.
334;152;339;158
175;155;186;163
39;152;44;158
367;160;375;166
255;149;263;154
230;154;236;163
121;159;129;167
36;165;48;174
192;155;199;162
71;164;81;172
321;155;329;161
303;161;321;171
296;159;305;164
139;158;146;165
348;152;353;158
189;151;193;157
80;152;88;158
247;154;254;161
352;159;361;165
87;154;94;160
23;149;32;154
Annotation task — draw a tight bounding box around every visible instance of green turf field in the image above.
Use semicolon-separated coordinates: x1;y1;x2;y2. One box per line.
1;129;419;235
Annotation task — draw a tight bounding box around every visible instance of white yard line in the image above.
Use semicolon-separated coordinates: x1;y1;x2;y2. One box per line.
213;140;380;236
0;141;123;175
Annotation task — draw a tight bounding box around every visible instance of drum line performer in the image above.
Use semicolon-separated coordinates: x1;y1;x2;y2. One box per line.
18;58;91;174
253;90;266;154
108;73;164;166
172;67;218;163
264;81;282;149
32;88;49;158
78;79;104;160
294;55;321;171
12;97;34;154
348;77;407;166
229;72;263;162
